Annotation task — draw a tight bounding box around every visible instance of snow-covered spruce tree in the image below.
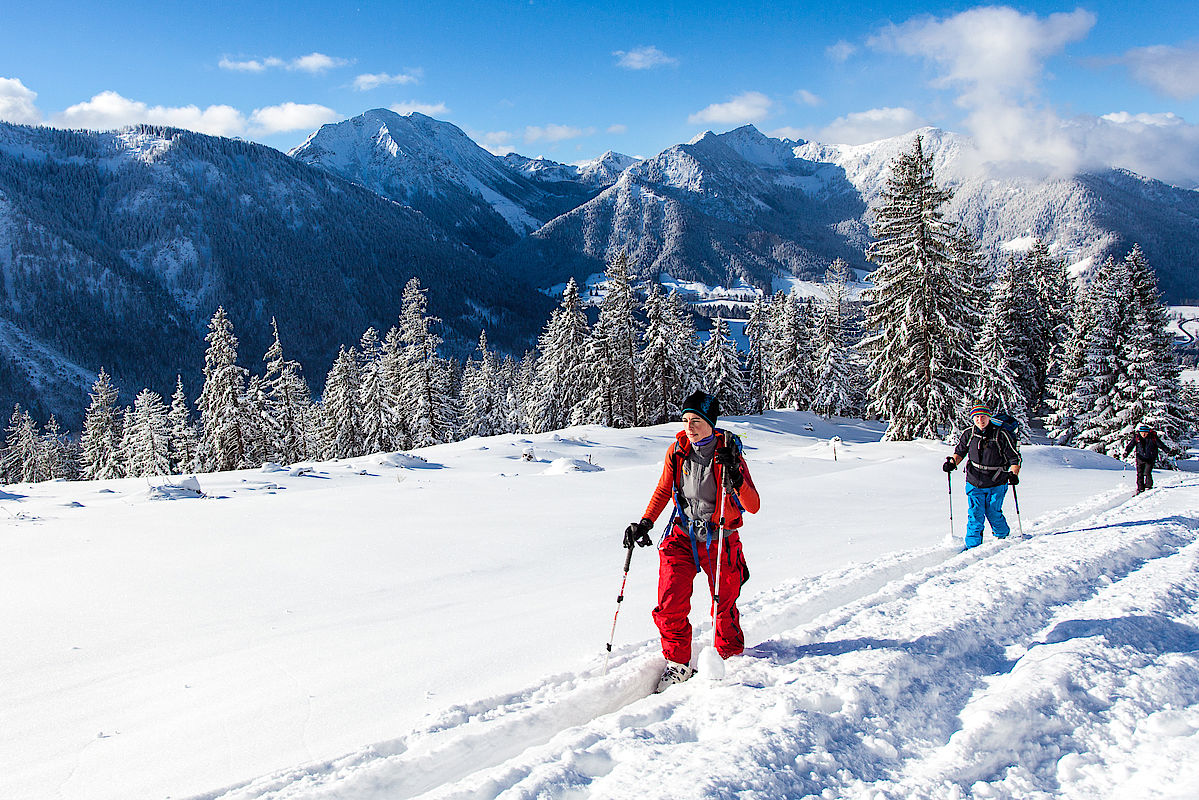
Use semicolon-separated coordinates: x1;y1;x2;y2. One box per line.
971;257;1032;439
1026;239;1073;412
357;327;394;455
640;284;700;425
1045;274;1096;446
122;389;171;477
80;368;125;480
39;415;76;481
572;252;642;428
263;318;313;464
863;134;973;441
320;346;363;459
769;291;816;410
1113;245;1192;465
459;331;504;438
241;375;272;468
2;405;42;484
743;293;773;415
394;277;456;448
530;278;590;432
702;317;749;415
1072;256;1137;455
196;307;250;472
168;376;199;473
812;259;864;419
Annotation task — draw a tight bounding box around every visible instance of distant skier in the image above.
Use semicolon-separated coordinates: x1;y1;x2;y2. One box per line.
623;390;760;693
943;405;1021;548
1123;423;1161;494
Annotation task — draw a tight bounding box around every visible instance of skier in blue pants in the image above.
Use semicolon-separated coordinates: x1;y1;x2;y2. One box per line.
943;405;1021;548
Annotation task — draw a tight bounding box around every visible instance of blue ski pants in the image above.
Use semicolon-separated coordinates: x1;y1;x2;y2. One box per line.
964;483;1010;547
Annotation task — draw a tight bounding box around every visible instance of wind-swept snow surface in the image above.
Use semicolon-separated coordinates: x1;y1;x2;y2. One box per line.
2;412;1196;799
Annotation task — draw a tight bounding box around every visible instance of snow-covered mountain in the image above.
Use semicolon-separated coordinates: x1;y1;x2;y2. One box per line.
495;125;872;291
505;150;641;188
290;110;602;256
0;121;551;426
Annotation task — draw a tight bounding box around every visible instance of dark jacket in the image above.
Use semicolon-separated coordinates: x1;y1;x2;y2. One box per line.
1123;431;1161;465
954;422;1021;488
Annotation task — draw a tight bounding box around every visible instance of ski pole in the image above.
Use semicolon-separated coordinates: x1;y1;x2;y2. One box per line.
1012;483;1024;537
710;476;728;644
947;471;954;541
603;542;636;675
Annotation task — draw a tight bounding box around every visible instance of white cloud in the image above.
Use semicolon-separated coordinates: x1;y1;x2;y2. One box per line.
219;53;349;74
470;129;517;156
795;89;823;107
389;101;450;117
687;91;772;125
607;124;627;135
818;107;927;145
1118;43;1199;100
46;91;338;139
1068;112;1199;188
613;46;678;70
524;124;594;144
248;103;340;135
290;53;349;73
868;7;1095;174
354;71;421;91
826;40;856;63
51;91;247;136
219;56;285;72
0;77;42;124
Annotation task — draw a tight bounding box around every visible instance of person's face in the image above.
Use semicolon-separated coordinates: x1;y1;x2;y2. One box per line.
682;412;713;443
973;413;991;430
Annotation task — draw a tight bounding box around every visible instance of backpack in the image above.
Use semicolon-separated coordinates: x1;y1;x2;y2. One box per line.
990;411;1020;438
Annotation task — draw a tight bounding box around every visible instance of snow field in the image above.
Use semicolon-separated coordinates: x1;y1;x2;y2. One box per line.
2;411;1195;799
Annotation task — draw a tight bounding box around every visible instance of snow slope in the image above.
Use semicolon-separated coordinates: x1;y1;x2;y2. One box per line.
2;412;1196;799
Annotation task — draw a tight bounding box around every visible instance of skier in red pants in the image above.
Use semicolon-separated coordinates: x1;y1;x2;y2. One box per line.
623;390;761;692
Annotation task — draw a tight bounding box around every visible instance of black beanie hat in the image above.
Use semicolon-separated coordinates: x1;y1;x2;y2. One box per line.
681;390;719;428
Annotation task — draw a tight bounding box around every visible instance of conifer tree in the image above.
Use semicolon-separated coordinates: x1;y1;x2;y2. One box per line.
531;278;590;432
460;331;504;438
812;259;863;418
971;258;1032;438
168;376;199;473
357;327;394;455
263;318;312;463
39;415;75;481
2;405;41;484
320;346;363;459
394;278;456;447
80;368;124;480
123;389;171;477
196;307;249;471
573;252;642;428
743;294;773;414
769;291;815;410
1045;276;1097;446
640;284;699;425
702;317;749;415
1072;256;1136;455
862;135;973;440
1114;245;1192;464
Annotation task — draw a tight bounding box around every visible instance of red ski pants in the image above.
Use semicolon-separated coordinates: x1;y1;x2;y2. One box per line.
652;527;747;665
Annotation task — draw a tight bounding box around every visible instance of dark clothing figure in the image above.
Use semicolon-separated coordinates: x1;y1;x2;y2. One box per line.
954;421;1021;489
1123;429;1161;494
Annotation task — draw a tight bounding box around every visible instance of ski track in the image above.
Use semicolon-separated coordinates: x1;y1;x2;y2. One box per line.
193;477;1199;800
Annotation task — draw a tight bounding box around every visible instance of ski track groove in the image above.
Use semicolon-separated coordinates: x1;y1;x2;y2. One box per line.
193;477;1199;800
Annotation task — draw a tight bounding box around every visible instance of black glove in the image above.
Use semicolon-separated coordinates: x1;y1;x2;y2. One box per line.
943;457;957;473
623;518;653;548
715;446;744;489
1007;472;1020;485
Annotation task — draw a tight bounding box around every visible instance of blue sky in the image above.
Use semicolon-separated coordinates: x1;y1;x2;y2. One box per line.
2;1;1197;183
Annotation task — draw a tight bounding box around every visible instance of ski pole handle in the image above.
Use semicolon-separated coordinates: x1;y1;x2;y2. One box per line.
623;542;635;573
